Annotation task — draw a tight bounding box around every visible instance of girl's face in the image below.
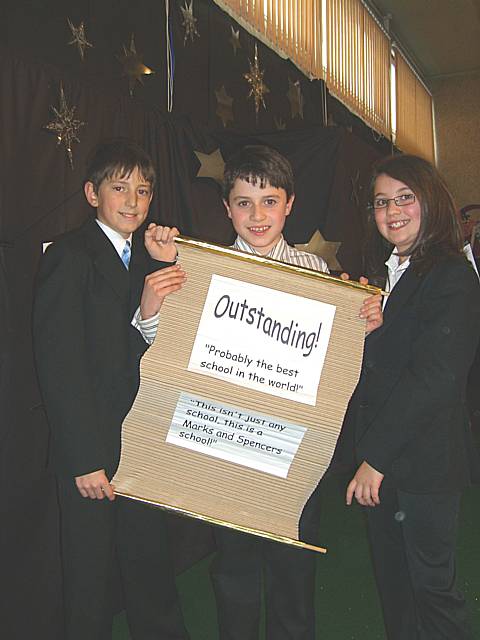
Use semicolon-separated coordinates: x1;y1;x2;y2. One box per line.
373;174;422;260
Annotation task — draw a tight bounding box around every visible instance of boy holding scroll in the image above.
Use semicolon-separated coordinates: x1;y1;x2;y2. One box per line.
210;145;382;640
33;140;189;640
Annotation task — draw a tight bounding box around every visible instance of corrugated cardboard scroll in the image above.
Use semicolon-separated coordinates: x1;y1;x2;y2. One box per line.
113;237;377;553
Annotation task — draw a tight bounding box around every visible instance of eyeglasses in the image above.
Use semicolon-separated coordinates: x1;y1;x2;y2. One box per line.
369;193;416;210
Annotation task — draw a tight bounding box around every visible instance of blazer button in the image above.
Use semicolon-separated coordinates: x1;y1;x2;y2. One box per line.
441;326;451;335
359;402;368;409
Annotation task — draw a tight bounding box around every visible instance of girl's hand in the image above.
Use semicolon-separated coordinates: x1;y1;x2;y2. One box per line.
346;461;384;507
360;293;383;334
341;274;384;334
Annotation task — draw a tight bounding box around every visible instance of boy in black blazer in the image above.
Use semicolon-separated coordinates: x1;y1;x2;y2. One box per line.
33;140;189;640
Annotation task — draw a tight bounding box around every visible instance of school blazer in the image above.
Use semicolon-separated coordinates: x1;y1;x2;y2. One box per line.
338;256;480;493
33;217;166;479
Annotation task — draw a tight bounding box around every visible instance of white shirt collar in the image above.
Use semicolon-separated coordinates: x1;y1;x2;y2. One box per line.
385;250;410;293
96;219;132;258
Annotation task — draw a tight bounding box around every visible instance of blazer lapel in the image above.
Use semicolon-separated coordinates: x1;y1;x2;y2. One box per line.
84;219;130;302
367;265;423;344
129;232;150;310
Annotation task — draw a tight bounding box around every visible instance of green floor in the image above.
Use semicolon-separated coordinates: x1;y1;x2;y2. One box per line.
113;485;480;639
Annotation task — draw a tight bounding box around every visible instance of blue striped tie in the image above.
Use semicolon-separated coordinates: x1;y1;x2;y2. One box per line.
121;240;131;270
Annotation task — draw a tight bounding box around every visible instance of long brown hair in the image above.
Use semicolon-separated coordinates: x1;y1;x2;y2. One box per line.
364;154;464;276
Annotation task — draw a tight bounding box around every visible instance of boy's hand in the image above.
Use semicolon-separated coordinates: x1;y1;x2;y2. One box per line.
140;264;186;320
75;469;115;501
346;461;384;507
144;223;179;262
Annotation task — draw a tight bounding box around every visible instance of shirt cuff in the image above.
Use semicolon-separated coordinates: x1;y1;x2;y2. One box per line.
131;307;160;345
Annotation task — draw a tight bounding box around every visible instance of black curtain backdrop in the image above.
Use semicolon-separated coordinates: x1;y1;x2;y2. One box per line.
0;1;395;637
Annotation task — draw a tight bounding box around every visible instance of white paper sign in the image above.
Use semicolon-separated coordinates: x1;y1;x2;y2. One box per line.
188;275;336;406
166;392;307;477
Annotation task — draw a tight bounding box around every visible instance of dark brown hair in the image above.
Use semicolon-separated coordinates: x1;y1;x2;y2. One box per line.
84;139;156;193
223;145;294;201
364;154;464;276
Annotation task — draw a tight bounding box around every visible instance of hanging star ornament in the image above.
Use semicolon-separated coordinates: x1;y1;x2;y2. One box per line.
67;18;93;61
295;230;343;271
194;148;225;183
180;0;200;45
215;85;234;128
287;77;304;119
244;44;270;122
118;34;154;96
44;83;85;169
229;26;241;55
274;115;286;131
350;169;365;208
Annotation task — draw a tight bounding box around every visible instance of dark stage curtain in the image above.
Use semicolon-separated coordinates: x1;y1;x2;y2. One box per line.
0;4;388;635
3;2;478;637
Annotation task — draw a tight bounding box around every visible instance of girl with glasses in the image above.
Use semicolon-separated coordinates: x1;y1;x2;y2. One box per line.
336;154;480;640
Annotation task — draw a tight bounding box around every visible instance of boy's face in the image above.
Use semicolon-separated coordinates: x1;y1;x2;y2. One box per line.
84;167;153;239
224;178;294;255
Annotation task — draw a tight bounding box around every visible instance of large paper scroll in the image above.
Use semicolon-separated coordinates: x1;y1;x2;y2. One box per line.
113;237;376;552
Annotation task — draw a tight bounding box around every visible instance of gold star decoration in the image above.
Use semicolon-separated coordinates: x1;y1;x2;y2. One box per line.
230;26;241;55
287;77;304;119
180;0;200;45
295;230;343;271
67;18;93;61
244;43;269;122
194;148;225;184
44;83;85;169
117;34;154;97
215;86;234;128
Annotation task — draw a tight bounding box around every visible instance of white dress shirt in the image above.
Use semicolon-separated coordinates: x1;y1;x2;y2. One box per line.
384;250;410;308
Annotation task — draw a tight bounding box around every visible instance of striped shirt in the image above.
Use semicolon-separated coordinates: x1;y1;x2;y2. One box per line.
232;235;329;273
132;308;159;344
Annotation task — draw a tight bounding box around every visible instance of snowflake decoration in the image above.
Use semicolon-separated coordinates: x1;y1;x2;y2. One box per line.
180;0;200;45
44;83;85;169
244;44;269;121
67;18;93;61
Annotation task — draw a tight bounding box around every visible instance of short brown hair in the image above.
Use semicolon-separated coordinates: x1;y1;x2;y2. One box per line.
223;145;294;201
364;154;464;276
84;139;156;193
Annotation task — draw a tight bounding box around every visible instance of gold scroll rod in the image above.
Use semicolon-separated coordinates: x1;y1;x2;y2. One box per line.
115;491;327;554
175;235;386;296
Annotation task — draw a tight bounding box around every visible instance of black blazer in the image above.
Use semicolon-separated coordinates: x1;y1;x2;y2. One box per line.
336;256;480;493
33;217;166;479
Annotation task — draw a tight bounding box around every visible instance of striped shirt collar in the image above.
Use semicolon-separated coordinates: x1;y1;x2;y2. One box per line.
232;235;289;260
232;234;329;273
